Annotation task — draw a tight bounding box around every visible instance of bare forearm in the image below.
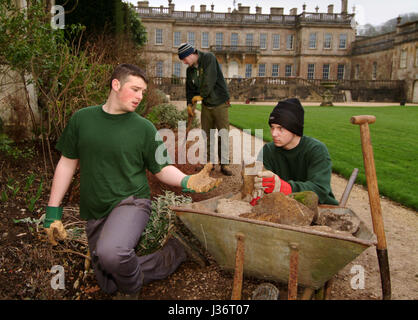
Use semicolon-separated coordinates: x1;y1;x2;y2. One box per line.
154;165;186;187
48;156;79;207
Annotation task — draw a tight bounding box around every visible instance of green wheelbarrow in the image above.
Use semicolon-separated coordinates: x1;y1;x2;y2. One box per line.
171;192;376;300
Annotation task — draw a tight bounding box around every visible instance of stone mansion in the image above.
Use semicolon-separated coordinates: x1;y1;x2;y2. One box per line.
136;0;418;102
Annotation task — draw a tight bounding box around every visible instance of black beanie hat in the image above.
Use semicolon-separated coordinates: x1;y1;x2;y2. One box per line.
268;98;304;136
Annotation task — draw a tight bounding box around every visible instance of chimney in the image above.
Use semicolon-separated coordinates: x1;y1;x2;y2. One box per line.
238;4;250;13
341;0;348;14
328;5;334;14
315;6;319;13
270;7;284;15
168;0;174;12
302;3;306;12
228;7;231;13
256;6;262;14
200;5;206;12
191;5;194;12
138;1;149;8
290;8;297;15
211;4;214;11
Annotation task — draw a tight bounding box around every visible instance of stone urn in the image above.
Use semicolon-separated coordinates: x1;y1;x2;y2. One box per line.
320;81;337;106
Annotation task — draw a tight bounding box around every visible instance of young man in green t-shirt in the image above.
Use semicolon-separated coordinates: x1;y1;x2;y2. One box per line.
43;64;220;297
251;98;338;206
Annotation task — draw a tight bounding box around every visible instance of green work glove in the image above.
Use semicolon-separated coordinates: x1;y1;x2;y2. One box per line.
181;163;222;193
44;206;67;246
44;206;63;228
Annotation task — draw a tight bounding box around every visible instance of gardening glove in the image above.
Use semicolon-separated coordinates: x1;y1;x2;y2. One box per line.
181;163;222;193
187;103;195;117
250;170;292;206
191;95;203;105
44;206;67;246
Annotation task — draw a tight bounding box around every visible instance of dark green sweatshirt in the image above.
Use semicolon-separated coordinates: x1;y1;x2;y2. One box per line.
186;50;230;107
258;136;339;205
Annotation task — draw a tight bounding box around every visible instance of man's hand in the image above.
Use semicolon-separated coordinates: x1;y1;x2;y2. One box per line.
250;170;292;206
45;220;67;246
191;95;203;105
187;104;195;117
254;170;282;193
44;206;67;246
181;163;222;193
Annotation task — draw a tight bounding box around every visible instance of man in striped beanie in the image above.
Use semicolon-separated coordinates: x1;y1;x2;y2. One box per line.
178;43;233;176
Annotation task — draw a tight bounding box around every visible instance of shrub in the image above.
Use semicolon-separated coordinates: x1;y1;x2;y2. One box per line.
146;103;196;129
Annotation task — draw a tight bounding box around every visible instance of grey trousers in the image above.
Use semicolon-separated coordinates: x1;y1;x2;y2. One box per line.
85;196;186;294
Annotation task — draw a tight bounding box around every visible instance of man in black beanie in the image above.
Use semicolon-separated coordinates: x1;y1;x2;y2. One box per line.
251;98;338;205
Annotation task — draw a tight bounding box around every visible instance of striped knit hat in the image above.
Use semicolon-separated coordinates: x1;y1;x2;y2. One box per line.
178;43;196;60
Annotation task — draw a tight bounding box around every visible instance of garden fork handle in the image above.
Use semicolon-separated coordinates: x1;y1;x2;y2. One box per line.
351;115;391;300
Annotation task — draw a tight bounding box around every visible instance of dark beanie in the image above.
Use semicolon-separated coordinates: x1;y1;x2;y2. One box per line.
178;43;195;60
268;98;304;136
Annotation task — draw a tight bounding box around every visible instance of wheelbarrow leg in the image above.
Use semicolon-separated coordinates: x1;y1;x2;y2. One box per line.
301;287;314;300
288;243;299;300
323;278;334;300
231;233;245;300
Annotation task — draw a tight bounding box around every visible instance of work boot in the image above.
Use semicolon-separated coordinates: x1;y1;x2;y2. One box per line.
221;164;233;176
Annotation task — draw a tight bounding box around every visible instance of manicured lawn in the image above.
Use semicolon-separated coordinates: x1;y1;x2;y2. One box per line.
228;104;418;210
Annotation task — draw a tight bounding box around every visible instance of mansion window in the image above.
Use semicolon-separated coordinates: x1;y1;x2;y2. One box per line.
324;33;332;49
156;61;163;77
260;33;267;49
245;64;252;78
322;64;330;79
155;29;163;45
415;46;418;66
400;49;407;68
246;33;254;47
309;33;317;49
258;64;266;77
187;32;195;47
285;64;293;77
337;64;345;80
201;32;209;48
216;32;224;50
272;34;280;49
231;33;239;49
307;63;315;79
272;64;279;77
372;62;377;80
339;34;347;49
355;64;360;80
173;62;181;77
286;34;294;50
173;31;181;47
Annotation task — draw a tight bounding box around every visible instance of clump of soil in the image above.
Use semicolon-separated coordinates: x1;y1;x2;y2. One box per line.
239;192;316;226
314;209;360;234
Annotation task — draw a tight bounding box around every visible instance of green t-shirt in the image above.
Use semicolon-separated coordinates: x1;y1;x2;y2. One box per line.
258;136;338;205
56;105;169;220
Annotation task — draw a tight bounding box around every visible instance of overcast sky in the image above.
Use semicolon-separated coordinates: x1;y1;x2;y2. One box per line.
127;0;418;26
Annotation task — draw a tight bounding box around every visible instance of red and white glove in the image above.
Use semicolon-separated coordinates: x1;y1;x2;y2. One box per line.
250;170;292;206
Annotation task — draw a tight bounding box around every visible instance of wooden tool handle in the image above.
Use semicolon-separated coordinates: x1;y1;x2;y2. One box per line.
350;115;376;125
